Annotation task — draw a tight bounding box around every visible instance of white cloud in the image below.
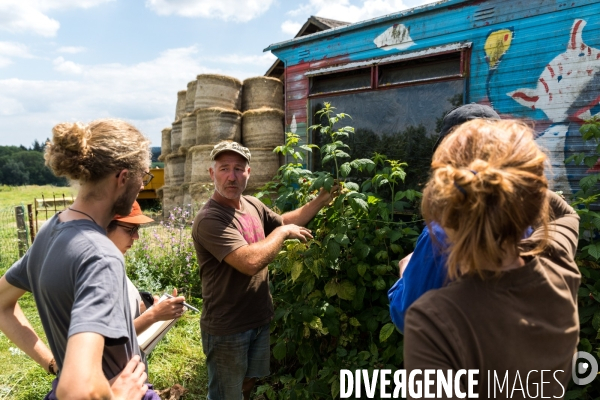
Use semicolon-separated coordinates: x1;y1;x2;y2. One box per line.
212;53;276;66
282;0;444;35
290;0;409;23
0;42;33;58
0;42;34;68
146;0;276;22
0;0;113;37
281;20;302;36
0;46;272;146
53;57;84;74
58;46;86;54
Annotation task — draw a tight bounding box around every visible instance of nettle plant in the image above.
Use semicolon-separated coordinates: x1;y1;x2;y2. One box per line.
564;116;600;399
255;103;421;399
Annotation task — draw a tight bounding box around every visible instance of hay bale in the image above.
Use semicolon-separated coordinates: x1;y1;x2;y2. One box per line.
196;108;242;145
181;111;197;151
165;153;186;186
195;74;242;111
161;185;176;217
161;127;172;157
182;183;193;215
242;76;284;111
189;145;213;183
171;121;183;154
242;109;285;148
185;80;197;113
184;152;193;184
175;90;187;121
163;159;171;186
247;147;280;188
190;182;214;207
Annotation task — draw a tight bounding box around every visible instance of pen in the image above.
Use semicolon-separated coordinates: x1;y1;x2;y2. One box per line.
164;293;200;313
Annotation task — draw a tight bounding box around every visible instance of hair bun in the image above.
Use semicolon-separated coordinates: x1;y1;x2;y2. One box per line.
51;122;92;157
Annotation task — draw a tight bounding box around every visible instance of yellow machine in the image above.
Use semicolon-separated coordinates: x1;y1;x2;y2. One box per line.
137;167;164;199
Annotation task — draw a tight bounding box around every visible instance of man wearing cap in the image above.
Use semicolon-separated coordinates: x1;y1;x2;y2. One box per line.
192;140;336;400
388;104;501;332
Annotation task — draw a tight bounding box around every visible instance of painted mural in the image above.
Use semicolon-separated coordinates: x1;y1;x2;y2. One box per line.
485;18;600;195
267;0;600;196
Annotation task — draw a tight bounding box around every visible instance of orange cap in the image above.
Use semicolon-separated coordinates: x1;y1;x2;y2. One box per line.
113;201;154;224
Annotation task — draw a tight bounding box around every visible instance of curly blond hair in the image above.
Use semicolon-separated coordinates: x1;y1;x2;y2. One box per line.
422;119;549;279
44;119;151;183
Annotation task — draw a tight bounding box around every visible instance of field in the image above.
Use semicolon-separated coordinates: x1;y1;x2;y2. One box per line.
0;185;208;399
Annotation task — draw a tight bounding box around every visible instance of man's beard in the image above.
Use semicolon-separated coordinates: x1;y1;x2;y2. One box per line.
112;179;139;216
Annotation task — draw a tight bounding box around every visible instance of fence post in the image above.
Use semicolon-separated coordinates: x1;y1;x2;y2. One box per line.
15;206;28;257
27;204;35;243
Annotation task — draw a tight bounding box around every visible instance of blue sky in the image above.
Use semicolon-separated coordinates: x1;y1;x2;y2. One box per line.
0;0;435;148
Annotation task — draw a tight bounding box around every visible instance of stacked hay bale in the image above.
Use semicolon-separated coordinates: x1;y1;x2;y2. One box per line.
158;75;284;217
241;76;284;193
160;75;244;216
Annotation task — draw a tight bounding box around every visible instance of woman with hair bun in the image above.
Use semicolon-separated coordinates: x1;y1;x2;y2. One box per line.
404;119;580;398
0;119;153;399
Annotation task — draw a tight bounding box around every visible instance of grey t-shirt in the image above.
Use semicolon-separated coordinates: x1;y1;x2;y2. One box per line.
5;213;140;380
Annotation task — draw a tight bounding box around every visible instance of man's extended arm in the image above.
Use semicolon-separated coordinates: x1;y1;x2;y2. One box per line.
0;276;55;373
224;224;313;276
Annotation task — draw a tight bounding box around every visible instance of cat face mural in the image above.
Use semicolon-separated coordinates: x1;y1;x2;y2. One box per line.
486;18;600;196
508;19;600;124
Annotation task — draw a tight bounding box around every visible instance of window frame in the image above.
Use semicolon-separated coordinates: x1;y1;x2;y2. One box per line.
307;46;471;99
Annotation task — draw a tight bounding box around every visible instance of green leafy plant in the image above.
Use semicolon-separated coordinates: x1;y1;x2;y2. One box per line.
255;103;421;399
563;116;600;399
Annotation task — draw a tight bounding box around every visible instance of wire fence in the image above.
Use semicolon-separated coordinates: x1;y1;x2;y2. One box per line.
0;205;29;273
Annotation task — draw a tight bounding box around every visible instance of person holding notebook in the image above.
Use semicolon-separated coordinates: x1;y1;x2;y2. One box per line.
106;200;185;336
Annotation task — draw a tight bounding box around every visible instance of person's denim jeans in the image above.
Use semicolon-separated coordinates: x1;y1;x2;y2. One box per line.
201;324;270;400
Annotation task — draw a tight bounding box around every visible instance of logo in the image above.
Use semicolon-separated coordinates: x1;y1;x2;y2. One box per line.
572;351;599;385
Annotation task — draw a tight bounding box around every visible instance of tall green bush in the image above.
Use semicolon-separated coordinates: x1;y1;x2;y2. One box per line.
565;116;600;399
255;103;421;399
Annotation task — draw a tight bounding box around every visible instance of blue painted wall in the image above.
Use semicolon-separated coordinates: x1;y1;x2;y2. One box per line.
268;0;600;196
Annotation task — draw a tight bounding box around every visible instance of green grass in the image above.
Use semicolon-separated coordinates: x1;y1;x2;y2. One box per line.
0;185;77;209
0;293;208;399
0;185;208;399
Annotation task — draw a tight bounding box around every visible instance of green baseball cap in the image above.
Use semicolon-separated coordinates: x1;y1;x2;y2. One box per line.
210;141;251;162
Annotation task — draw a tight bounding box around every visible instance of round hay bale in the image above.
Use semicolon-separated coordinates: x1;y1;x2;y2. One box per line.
165;153;186;186
161;127;172;157
184;152;193;184
189;145;213;183
175;90;187;121
182;183;193;214
242;108;285;148
156;187;164;202
242;76;284;111
247;147;280;187
190;182;214;207
185;80;197;113
161;185;178;217
171;121;183;154
195;74;242;111
163;159;171;186
196;107;242;145
181;111;198;151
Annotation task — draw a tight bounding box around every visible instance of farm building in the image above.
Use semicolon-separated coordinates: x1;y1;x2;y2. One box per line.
265;0;600;195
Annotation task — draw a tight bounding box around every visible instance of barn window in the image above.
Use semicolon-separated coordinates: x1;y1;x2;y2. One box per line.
306;45;469;189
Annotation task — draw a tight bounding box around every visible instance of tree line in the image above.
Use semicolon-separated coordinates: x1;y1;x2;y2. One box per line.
0;140;68;186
